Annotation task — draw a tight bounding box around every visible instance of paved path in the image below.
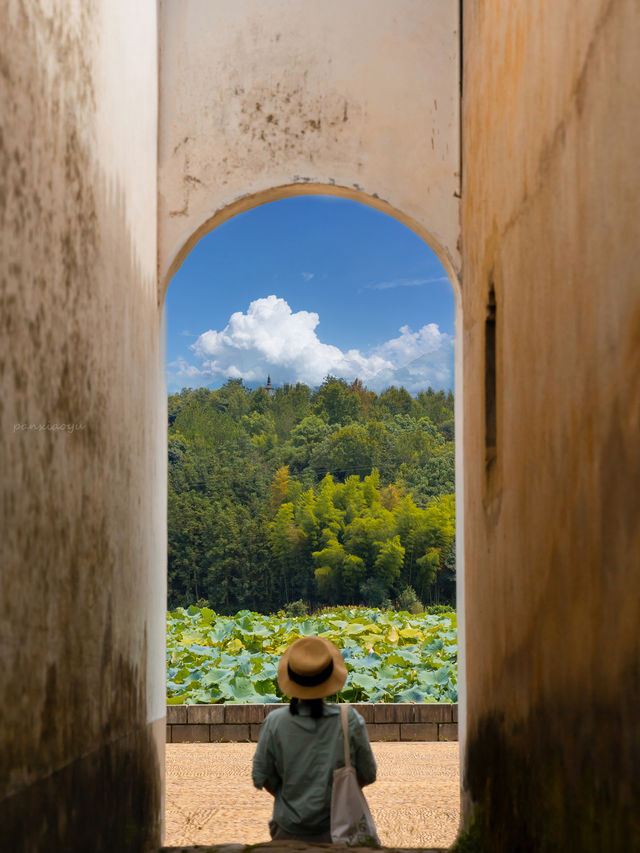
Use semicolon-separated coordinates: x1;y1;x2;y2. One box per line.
165;742;460;849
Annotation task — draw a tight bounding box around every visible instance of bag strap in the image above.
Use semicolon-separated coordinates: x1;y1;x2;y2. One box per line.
340;704;351;769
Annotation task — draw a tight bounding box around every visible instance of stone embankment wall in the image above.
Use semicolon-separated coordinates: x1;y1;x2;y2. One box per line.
166;704;458;744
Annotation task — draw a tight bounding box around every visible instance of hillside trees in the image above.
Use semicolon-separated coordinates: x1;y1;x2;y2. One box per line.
167;378;455;612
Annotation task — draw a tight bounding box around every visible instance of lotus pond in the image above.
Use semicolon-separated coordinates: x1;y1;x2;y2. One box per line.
167;605;457;704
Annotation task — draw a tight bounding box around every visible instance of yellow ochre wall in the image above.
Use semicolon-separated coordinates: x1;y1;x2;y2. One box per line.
461;1;640;849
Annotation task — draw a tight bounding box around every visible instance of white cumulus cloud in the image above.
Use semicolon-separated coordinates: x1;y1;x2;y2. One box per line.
174;295;453;393
374;323;449;364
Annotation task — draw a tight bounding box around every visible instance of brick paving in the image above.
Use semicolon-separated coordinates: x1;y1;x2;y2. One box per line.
164;742;459;850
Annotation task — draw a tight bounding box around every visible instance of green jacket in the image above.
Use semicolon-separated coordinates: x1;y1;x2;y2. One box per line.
252;702;377;837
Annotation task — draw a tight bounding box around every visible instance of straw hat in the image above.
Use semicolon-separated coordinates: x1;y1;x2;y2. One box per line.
278;636;348;699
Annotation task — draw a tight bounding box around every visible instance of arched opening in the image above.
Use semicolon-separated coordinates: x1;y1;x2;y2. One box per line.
162;186;465;848
161;184;460;299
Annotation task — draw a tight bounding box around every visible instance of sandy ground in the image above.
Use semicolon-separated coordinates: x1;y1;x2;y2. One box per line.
164;742;460;849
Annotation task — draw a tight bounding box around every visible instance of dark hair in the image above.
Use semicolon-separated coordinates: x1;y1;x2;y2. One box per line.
289;697;324;718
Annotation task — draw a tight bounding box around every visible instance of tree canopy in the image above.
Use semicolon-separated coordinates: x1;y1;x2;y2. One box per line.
168;377;455;613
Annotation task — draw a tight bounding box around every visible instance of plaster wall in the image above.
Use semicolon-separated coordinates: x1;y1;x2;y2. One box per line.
461;1;640;848
3;1;638;849
158;0;460;290
0;1;165;849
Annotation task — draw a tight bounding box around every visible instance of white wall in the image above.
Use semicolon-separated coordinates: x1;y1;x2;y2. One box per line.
158;0;460;290
0;1;164;847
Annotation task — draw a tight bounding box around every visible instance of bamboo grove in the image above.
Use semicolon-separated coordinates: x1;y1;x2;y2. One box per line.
168;377;455;614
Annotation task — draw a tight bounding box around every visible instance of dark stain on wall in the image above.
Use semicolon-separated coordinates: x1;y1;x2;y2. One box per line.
0;722;162;852
231;83;360;165
39;663;58;749
465;676;640;852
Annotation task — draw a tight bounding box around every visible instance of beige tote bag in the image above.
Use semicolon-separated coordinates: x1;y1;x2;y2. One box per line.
330;704;380;845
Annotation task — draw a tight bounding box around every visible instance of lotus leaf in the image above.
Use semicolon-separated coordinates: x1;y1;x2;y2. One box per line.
167;605;457;704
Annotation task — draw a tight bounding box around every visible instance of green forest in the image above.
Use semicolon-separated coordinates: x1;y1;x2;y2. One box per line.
168;377;456;614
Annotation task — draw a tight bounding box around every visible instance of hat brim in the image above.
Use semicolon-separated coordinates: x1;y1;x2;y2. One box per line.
278;637;348;699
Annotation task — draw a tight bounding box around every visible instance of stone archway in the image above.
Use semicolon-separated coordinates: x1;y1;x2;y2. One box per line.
161;182;467;846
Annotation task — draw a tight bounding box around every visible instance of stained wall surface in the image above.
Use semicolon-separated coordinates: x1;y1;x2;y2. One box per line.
3;0;639;850
461;1;640;849
0;1;165;850
158;0;461;289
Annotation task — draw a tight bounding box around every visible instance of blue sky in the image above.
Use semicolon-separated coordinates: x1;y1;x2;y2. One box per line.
166;196;455;395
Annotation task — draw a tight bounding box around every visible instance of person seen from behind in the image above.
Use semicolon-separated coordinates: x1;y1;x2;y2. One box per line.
252;635;377;842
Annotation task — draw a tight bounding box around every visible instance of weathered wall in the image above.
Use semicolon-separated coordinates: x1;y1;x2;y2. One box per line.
461;1;640;849
0;2;165;850
3;0;638;849
158;0;461;290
